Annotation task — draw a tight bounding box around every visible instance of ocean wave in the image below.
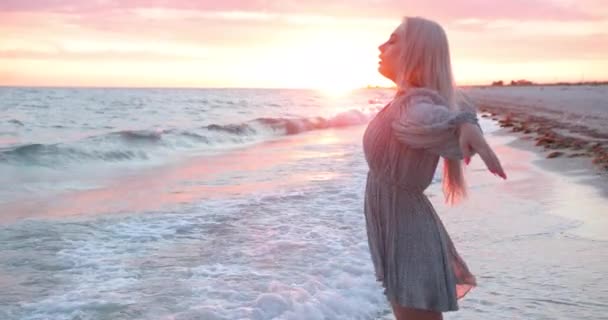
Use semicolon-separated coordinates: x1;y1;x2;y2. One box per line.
113;130;164;142
0;109;374;166
0;143;150;165
256;109;371;134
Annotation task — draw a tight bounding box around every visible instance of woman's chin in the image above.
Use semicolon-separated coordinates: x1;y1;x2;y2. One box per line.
377;66;386;77
377;67;395;83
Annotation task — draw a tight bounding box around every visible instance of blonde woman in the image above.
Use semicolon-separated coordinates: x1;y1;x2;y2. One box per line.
362;17;507;320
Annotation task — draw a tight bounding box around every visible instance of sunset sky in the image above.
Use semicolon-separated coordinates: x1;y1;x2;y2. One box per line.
1;0;607;89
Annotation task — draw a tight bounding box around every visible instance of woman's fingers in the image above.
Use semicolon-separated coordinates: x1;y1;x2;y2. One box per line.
458;123;507;180
478;145;507;180
471;139;507;180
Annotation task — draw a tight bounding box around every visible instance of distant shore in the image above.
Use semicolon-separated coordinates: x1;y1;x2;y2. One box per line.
364;81;608;90
463;81;608;89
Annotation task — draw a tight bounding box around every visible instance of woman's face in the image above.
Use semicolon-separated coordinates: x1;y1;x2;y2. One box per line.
378;28;401;82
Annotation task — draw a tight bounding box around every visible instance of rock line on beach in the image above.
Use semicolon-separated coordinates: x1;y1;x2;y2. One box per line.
477;104;608;172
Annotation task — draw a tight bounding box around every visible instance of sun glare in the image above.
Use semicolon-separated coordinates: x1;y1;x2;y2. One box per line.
249;30;379;90
318;85;355;97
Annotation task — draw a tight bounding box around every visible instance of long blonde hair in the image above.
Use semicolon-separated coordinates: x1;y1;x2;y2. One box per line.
394;16;468;206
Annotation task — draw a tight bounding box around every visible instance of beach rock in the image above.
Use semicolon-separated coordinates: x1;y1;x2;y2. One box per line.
590;142;603;150
499;117;514;127
547;151;564;158
535;136;556;146
567;152;587;158
571;141;586;150
591;152;608;164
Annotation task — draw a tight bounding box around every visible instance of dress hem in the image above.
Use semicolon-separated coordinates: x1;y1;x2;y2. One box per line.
374;272;477;313
374;276;471;313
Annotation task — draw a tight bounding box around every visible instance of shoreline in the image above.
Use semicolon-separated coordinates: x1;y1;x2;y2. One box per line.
472;106;608;198
464;85;608;198
477;107;608;173
490;124;608;199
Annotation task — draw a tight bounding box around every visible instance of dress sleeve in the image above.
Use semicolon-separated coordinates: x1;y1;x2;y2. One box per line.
391;96;481;160
457;93;483;134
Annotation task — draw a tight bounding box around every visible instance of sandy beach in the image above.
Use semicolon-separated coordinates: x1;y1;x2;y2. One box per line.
464;85;608;177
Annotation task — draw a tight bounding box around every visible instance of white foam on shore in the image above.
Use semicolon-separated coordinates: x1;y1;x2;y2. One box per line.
0;184;389;320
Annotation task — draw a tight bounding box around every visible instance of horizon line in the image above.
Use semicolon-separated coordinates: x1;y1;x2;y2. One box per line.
1;80;607;90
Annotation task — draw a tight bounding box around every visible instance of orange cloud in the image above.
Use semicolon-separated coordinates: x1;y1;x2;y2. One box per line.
1;0;607;87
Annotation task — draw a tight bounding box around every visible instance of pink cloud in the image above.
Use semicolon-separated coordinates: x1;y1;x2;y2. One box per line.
0;49;210;61
452;33;608;62
1;0;607;87
0;0;603;21
2;1;606;63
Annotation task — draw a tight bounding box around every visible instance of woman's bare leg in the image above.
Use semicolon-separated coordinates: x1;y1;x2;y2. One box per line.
390;300;443;320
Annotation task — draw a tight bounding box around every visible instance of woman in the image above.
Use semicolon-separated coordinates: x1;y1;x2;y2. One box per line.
362;16;506;320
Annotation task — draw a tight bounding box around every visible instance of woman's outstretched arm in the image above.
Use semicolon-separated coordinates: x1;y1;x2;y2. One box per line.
458;123;507;179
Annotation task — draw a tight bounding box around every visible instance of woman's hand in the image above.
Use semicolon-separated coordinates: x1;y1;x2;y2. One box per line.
458;123;507;180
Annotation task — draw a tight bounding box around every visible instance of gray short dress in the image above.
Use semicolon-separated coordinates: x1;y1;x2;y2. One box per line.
362;87;480;312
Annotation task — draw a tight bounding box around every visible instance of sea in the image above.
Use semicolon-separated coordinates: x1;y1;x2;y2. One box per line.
1;87;606;320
